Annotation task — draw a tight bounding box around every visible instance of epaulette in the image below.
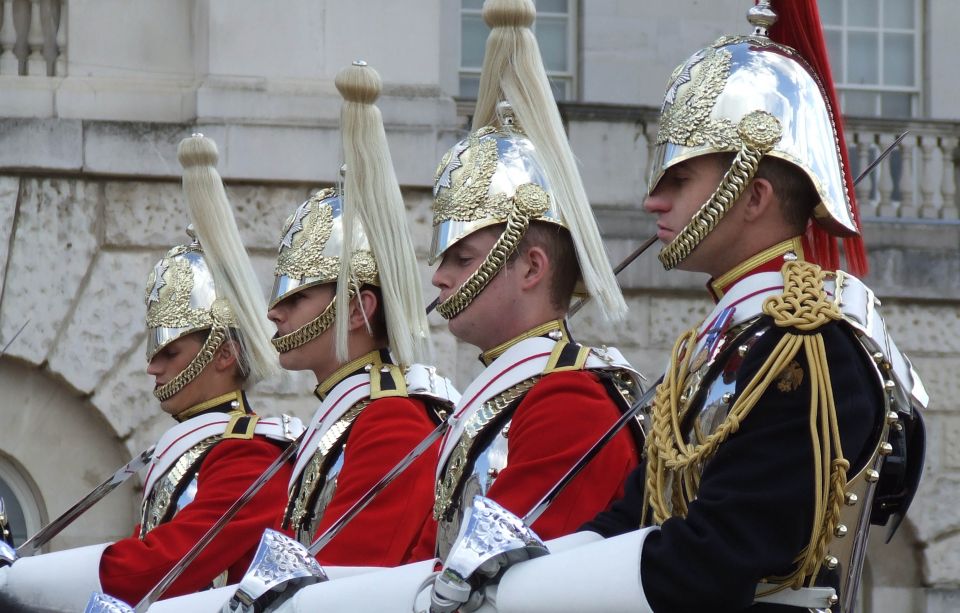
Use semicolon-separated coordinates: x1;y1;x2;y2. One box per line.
544;340;591;373
762;260;841;332
223;412;260;439
369;353;408;399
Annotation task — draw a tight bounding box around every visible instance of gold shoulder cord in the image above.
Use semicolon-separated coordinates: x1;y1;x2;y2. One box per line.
645;261;847;591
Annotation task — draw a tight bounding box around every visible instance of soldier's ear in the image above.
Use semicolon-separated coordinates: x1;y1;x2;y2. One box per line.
348;288;379;333
742;176;776;223
518;244;550;292
212;338;240;374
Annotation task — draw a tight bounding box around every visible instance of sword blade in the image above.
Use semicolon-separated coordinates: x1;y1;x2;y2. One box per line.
523;379;660;525
16;445;156;556
568;235;658;317
0;319;30;358
308;419;449;556
133;432;304;613
854;130;909;186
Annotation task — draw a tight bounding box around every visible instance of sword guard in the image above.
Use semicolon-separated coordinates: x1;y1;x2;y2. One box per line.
84;592;135;613
223;529;327;612
431;496;548;612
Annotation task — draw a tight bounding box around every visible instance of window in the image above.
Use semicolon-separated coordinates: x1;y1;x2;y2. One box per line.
0;455;44;548
459;0;577;101
819;0;921;118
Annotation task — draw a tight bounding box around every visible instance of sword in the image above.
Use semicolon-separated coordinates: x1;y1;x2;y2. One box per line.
523;379;659;525
308;419;449;556
133;431;306;613
854;130;909;186
0;319;29;358
16;445;156;557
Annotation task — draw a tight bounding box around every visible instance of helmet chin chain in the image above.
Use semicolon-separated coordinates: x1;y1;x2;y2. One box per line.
272;296;339;354
436;184;549;320
658;110;783;270
154;324;228;402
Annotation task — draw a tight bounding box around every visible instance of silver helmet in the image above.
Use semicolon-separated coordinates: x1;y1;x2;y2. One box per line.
650;2;860;270
270;188;377;354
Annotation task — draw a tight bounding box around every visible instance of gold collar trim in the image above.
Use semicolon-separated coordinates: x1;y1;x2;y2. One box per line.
710;237;804;299
174;389;244;422
314;349;383;401
480;320;567;366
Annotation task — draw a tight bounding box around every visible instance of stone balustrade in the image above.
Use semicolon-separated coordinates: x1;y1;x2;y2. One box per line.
0;0;64;77
847;118;960;222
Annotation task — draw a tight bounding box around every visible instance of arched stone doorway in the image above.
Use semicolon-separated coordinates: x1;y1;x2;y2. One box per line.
0;358;137;552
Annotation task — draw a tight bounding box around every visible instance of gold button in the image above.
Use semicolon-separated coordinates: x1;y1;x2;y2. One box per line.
845;493;858;506
825;555;839;570
834;524;848;538
866;469;880;483
879;442;894;456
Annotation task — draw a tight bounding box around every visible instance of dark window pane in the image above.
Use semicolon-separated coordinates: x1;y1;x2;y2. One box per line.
845;90;879;116
460;75;481;99
536;16;568;72
848;31;879;84
461;14;489;69
881;92;913;117
883;33;914;86
884;0;914;28
849;0;879;27
825;29;844;81
537;0;569;13
818;0;842;25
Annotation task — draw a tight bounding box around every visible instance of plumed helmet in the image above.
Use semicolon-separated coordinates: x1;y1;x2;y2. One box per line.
145;232;235;361
271;189;377;309
650;0;866;272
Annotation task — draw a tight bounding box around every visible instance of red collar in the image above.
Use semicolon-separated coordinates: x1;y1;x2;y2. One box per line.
707;236;806;302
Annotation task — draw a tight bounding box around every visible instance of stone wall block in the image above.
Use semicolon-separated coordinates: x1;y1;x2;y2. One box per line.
0;178;99;364
103;181;185;248
923;588;960;612
90;338;157;442
0;177;20;292
254;369;316;397
224;184;314;250
909;357;960;413
880;303;960;355
568;119;646;207
0;119;83;170
909;475;960;544
48;251;159;394
84;122;195;178
923;534;960;588
246;391;317;424
649;296;712;348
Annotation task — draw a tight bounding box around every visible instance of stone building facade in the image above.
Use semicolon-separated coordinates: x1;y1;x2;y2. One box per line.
0;1;958;610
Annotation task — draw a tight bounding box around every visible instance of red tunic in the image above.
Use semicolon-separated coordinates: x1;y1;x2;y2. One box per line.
307;396;440;566
485;370;638;539
99;435;292;603
413;369;639;558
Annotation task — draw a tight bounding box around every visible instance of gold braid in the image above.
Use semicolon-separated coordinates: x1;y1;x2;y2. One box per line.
271;292;348;354
659;110;783;270
154;324;228;401
436;183;550;320
645;261;848;590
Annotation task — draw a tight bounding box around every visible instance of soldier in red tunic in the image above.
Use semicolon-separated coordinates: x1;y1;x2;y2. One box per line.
264;61;457;569
0;135;302;610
